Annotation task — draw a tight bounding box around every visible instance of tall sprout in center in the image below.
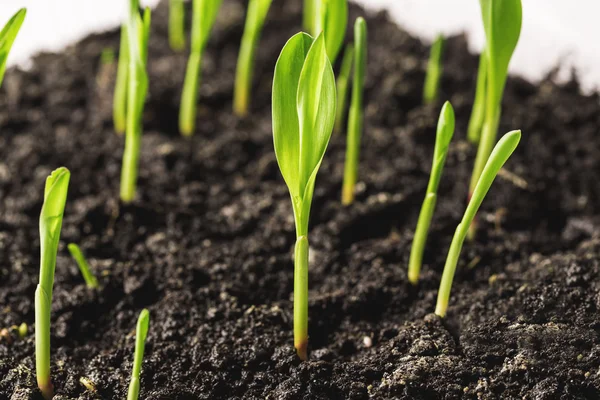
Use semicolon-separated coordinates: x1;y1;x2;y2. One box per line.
272;32;336;360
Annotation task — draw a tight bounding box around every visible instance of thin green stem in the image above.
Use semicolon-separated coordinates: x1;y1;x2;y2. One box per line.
67;243;98;289
423;34;444;105
36;168;70;400
179;52;201;136
467;50;487;143
303;0;317;35
435;130;521;317
234;0;272;117
342;18;367;206
169;0;186;51
127;309;150;400
113;24;129;134
334;44;354;134
294;236;309;360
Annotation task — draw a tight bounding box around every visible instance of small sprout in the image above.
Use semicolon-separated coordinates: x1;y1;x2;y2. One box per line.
0;8;26;87
423;34;444;105
17;322;27;339
179;0;223;136
341;17;367;206
435;130;521;318
272;32;336;360
79;377;96;392
233;0;273;116
314;0;348;64
35;167;71;400
467;50;487;143
67;243;99;289
469;0;522;216
408;102;455;285
127;309;150;400
334;44;354;134
113;24;130;134
169;0;186;51
120;1;151;203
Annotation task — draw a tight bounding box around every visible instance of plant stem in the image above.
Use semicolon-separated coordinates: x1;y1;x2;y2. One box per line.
467;50;487;143
179;52;201;136
169;0;186;51
434;223;465;317
423;34;444;105
408;193;437;284
113;24;129;134
303;0;317;35
341;18;367;206
35;285;53;400
127;309;150;400
67;243;99;289
294;235;309;360
334;44;354;134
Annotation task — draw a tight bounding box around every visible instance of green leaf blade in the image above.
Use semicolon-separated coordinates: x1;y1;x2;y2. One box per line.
322;0;348;63
0;8;26;86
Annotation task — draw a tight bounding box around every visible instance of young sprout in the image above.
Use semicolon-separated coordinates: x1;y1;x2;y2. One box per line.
67;243;99;289
314;0;347;64
334;44;354;133
233;0;272;117
169;0;186;51
467;50;488;143
0;8;26;87
35;167;70;400
179;0;223;136
423;34;444;105
469;0;522;208
435;130;521;318
408;102;455;285
127;309;150;400
341;18;367;206
303;0;316;35
120;1;151;203
114;23;129;134
272;32;335;360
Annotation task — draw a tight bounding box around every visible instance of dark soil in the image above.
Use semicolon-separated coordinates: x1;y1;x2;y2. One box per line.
1;1;600;398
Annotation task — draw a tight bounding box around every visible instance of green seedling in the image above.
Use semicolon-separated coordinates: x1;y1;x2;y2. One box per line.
169;0;186;51
303;0;316;35
341;17;367;205
272;32;335;360
35;167;70;400
435;130;521;318
179;0;223;136
467;50;488;143
120;1;151;203
334;44;354;133
469;0;522;199
0;8;26;87
114;24;130;134
423;34;444;105
315;0;347;64
233;0;272;116
67;243;99;289
127;309;150;400
408;102;455;285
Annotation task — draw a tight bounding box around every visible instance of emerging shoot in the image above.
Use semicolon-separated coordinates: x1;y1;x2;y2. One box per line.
127;309;150;400
315;0;347;64
233;0;273;116
35;167;70;400
114;23;129;134
272;32;336;360
423;34;444;105
467;50;488;143
341;17;367;206
408;102;455;285
435;130;521;318
169;0;186;51
179;0;223;136
334;44;354;134
0;8;26;87
120;1;151;203
67;243;99;289
303;0;317;35
469;0;522;202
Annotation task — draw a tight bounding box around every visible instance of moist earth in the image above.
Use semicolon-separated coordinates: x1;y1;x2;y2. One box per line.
1;1;600;399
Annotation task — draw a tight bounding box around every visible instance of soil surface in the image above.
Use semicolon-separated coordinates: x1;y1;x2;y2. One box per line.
1;1;600;399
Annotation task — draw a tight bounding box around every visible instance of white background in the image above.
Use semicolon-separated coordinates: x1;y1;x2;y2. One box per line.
0;0;599;92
